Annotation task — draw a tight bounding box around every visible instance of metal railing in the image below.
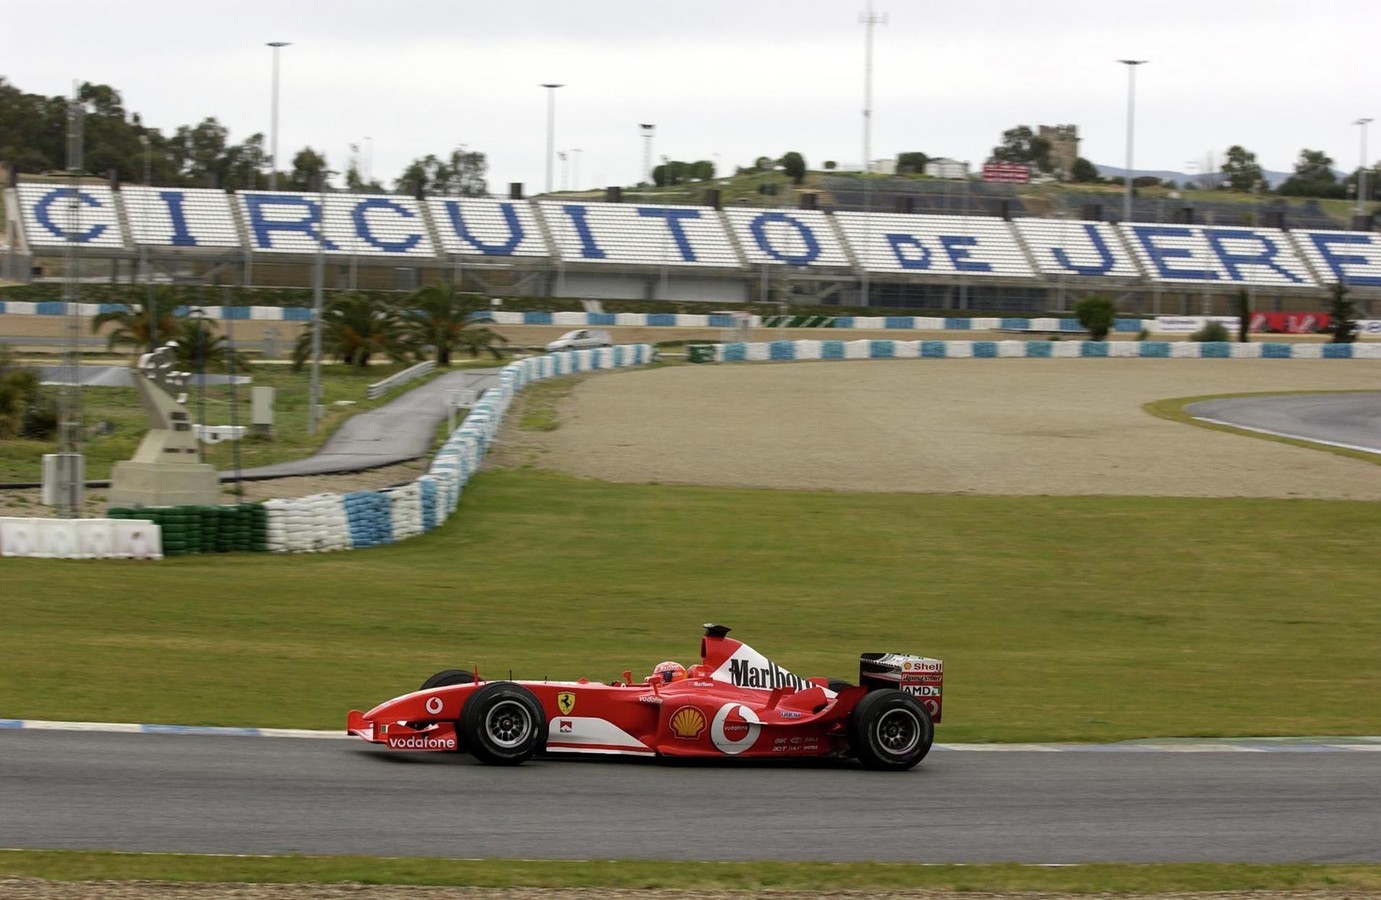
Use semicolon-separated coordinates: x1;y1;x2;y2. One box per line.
366;360;435;400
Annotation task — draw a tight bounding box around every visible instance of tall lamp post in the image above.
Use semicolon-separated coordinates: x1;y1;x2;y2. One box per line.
540;83;564;194
640;124;655;186
267;41;291;191
1118;59;1148;223
1355;117;1373;216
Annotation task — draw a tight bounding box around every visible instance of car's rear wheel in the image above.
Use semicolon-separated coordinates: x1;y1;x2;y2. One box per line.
847;689;933;771
460;682;546;765
420;669;475;691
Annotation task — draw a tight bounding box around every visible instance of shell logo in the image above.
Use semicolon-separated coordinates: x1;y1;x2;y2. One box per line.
669;706;706;740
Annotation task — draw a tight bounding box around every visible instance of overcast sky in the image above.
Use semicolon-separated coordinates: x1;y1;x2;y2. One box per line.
6;0;1378;193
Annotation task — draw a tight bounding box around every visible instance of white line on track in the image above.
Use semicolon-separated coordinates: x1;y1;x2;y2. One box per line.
5;718;1380;750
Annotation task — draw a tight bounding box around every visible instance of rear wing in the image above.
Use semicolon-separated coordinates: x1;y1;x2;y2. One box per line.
860;652;943;722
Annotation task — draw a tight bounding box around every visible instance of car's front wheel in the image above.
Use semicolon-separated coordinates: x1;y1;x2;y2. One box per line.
847;689;933;771
460;683;547;765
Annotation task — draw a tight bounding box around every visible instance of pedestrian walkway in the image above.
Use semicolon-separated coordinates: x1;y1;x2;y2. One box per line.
228;368;501;480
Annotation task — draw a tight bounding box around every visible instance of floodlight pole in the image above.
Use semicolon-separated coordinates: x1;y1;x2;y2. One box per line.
640;124;655;186
1355;117;1373;216
268;41;291;191
1118;59;1148;223
541;83;564;194
860;2;887;308
308;177;325;436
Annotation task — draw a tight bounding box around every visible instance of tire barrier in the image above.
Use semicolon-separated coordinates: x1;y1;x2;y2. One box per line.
106;505;268;556
0;517;162;560
692;340;1381;363
248;343;656;555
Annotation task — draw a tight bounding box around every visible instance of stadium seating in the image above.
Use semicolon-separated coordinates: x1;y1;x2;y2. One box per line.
1014;219;1141;278
722;207;851;267
16;184;125;249
430;197;548;257
122;186;241;248
1120;224;1314;287
837;212;1034;277
238;191;435;257
538;200;739;266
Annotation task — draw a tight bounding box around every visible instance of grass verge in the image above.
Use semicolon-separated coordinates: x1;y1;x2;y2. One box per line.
3;471;1379;742
2;851;1380;892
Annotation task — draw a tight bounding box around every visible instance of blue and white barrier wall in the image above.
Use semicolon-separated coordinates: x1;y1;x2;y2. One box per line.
260;343;656;553
704;339;1381;363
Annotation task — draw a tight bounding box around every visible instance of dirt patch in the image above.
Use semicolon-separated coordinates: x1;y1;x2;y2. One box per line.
489;359;1381;500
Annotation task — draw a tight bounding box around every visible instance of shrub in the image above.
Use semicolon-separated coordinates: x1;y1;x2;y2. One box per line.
1328;283;1358;344
1074;295;1117;340
1191;321;1231;342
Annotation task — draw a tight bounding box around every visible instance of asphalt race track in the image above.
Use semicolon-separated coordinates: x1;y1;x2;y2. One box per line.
1187;392;1381;454
3;730;1379;863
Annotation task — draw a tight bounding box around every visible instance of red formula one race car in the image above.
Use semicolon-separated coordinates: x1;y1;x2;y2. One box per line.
347;624;943;770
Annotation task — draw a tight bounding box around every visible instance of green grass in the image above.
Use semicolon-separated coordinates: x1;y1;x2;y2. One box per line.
2;851;1380;892
1144;392;1381;466
3;471;1379;742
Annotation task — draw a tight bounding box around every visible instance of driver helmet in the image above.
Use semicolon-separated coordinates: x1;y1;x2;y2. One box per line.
653;660;687;683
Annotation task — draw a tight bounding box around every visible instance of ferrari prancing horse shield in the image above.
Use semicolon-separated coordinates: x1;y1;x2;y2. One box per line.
557;692;576;715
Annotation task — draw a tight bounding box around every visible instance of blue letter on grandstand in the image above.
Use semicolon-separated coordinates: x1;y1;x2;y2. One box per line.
157;191;198;246
750;212;819;265
1051;223;1115;275
560;205;607;259
244;194;340;250
352;198;421;253
34;189;107;242
1131;225;1217;281
939;235;991;272
886;234;932;269
1203;228;1303;284
636;207;702;261
444;201;524;255
1307;232;1381;286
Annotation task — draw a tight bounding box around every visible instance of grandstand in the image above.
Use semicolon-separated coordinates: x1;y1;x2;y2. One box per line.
3;179;1378;316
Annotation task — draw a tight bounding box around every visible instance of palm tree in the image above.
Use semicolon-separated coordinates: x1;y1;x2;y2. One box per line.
169;316;239;374
401;283;490;367
90;286;182;355
292;293;414;370
455;326;510;359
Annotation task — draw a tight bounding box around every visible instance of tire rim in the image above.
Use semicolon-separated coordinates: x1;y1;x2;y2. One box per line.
485;700;532;749
875;708;921;756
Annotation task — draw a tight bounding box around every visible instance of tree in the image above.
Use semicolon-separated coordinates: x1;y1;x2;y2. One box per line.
393;146;488;196
289;147;331;191
779;151;807;184
91;286;183;355
401;283;488;367
990;125;1051;172
1235;289;1250;343
1074;294;1116;340
455;326;510;359
897;152;928;175
1327;283;1358;344
0;346;53;439
170;316;238;374
1069;157;1100;183
292;293;413;370
1221;145;1264;192
1277;149;1344;198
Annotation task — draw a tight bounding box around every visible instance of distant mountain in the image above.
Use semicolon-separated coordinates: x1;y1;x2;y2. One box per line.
1094;164;1296;189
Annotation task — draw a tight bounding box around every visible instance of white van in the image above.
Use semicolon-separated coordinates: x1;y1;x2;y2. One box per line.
544;329;613;352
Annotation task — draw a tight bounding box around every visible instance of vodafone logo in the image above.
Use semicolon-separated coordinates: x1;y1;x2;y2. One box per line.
386;735;456;750
425;696;443;715
711;703;761;755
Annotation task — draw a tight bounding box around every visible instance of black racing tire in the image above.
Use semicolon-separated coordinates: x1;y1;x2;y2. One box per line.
826;678;854;692
460;682;547;766
420;669;476;691
847;689;934;771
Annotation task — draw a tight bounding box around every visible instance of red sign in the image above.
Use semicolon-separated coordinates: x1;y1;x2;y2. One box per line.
982;162;1030;183
1249;313;1329;334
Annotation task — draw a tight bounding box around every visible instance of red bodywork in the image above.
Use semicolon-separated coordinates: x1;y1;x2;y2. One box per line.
347;628;943;762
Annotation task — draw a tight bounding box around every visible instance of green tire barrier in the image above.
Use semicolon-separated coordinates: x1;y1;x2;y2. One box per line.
760;315;835;328
108;504;268;556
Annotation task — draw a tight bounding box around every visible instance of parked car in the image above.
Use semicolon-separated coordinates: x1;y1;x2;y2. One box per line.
544;329;613;352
